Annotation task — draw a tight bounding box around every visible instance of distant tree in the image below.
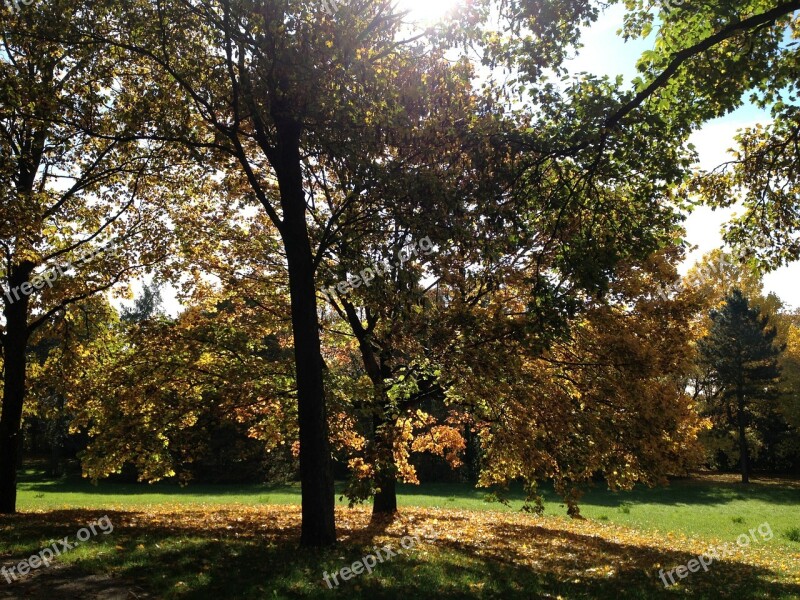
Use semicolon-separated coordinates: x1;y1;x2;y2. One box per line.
67;229;299;486
772;314;800;473
699;290;783;484
121;283;164;324
683;250;764;308
26;297;119;478
781;316;800;431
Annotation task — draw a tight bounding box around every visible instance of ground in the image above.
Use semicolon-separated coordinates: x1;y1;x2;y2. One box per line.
1;471;799;598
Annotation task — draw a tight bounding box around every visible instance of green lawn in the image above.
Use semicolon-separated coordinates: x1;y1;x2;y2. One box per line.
2;468;799;599
15;468;800;551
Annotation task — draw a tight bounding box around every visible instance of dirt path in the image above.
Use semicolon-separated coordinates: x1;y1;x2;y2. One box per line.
0;562;152;599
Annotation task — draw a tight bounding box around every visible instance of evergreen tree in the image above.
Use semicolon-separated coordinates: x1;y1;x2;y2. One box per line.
121;283;164;325
699;290;783;484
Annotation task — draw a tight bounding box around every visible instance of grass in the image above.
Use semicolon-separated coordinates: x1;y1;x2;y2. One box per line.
2;467;799;599
2;505;799;599
14;468;800;552
784;527;800;543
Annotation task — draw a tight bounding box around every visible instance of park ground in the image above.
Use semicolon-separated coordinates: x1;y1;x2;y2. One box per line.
1;470;799;599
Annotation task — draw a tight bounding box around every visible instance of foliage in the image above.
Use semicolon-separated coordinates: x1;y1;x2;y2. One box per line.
635;1;800;269
452;250;709;514
66;284;297;485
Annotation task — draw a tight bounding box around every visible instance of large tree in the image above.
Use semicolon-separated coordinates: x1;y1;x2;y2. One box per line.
79;0;490;545
698;289;783;483
0;0;180;513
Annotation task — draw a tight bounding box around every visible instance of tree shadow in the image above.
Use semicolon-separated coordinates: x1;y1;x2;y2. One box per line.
2;507;797;599
572;477;800;508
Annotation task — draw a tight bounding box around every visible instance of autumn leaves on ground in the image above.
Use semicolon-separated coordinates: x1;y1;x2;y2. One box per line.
1;473;799;599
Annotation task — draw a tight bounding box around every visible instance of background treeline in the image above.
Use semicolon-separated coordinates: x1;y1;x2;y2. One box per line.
18;246;800;489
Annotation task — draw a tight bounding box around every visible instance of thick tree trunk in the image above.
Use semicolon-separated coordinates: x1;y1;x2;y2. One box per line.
372;470;398;515
370;408;398;517
370;379;440;515
0;266;32;514
274;119;336;547
737;388;750;485
285;230;336;546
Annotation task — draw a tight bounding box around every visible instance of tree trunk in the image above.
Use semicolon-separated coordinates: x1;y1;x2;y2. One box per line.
370;408;399;517
337;300;399;517
372;470;398;515
274;119;336;547
737;387;750;484
0;265;32;514
48;431;62;478
371;379;440;515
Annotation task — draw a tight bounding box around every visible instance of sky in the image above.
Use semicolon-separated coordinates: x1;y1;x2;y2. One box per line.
565;4;800;310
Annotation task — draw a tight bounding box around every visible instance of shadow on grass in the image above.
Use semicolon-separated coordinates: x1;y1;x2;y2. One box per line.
17;469;301;498
2;509;798;599
574;478;800;509
394;478;800;509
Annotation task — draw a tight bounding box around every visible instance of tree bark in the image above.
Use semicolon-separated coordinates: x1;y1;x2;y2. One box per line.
372;468;398;515
0;264;33;514
737;386;750;484
336;300;399;517
273;118;336;547
370;407;398;517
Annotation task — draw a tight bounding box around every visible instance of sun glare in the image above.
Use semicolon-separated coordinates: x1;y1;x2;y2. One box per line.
394;0;461;25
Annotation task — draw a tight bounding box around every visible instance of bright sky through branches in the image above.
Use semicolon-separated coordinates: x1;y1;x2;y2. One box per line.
394;0;461;23
570;5;800;310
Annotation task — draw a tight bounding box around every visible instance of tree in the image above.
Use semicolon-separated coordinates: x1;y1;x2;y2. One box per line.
691;113;800;270
120;282;164;324
766;311;800;473
611;0;800;269
698;289;783;483
0;1;181;513
25;296;119;478
82;0;490;545
313;57;512;516
448;248;708;514
60;207;299;485
780;316;800;433
682;250;764;307
482;1;800;272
